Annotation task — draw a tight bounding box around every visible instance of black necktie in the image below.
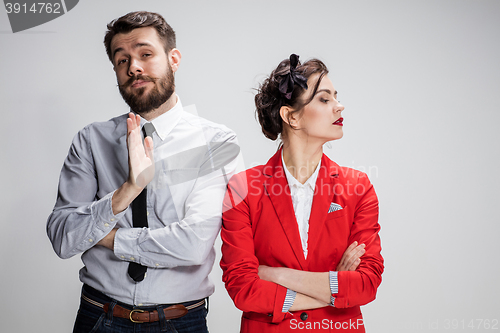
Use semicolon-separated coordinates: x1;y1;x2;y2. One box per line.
128;122;155;282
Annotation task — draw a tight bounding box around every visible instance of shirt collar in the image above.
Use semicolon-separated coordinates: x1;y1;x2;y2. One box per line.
281;150;321;190
137;95;184;141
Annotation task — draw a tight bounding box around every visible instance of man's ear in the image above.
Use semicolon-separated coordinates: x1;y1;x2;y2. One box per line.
168;48;182;73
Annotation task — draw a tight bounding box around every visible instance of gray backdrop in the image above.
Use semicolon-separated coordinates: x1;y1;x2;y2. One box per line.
1;1;499;332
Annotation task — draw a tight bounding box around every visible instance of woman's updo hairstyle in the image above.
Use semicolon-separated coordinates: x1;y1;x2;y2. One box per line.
255;54;329;140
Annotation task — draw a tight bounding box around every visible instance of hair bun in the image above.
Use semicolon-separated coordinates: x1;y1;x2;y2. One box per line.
255;56;329;141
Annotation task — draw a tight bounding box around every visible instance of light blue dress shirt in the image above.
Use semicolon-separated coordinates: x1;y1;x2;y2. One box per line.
47;97;239;306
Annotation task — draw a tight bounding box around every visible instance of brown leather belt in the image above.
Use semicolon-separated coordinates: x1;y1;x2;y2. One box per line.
82;293;205;323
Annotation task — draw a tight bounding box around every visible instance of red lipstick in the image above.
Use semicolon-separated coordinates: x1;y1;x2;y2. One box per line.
333;117;343;126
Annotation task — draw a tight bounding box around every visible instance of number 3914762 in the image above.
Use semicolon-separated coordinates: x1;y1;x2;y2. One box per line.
443;319;499;330
5;3;62;14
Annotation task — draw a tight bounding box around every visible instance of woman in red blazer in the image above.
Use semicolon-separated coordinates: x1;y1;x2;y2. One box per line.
221;55;383;332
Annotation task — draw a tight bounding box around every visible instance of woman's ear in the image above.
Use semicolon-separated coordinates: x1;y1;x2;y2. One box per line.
280;105;297;128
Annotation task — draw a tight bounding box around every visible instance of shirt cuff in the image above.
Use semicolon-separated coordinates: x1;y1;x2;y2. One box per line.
92;190;127;226
329;271;338;306
282;289;297;313
113;227;144;263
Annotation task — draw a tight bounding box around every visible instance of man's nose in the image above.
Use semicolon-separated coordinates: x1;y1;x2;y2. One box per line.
128;58;143;76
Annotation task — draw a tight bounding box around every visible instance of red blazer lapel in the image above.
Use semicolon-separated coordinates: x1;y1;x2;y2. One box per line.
263;150;306;270
307;155;341;262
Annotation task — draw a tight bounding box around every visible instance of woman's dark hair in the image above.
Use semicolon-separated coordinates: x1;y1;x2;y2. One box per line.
104;11;176;63
255;56;329;140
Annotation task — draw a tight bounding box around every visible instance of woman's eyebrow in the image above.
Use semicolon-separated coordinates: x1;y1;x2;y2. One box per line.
315;89;338;96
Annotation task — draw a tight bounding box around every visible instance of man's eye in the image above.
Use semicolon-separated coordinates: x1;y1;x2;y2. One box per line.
321;98;329;103
117;59;127;65
143;53;152;57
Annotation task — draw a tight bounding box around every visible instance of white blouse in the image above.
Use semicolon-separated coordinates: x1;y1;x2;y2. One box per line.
281;152;321;260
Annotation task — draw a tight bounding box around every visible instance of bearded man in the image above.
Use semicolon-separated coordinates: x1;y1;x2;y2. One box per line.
47;11;239;333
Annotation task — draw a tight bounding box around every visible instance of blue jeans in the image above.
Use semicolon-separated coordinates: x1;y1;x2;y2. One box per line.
73;285;209;333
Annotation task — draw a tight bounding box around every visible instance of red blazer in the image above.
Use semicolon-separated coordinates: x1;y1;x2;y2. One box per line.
220;149;383;332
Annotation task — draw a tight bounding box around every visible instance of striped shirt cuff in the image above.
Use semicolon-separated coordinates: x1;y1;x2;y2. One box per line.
282;289;297;313
329;271;338;306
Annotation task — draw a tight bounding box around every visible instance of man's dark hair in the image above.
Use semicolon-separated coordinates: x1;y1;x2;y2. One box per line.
104;11;176;63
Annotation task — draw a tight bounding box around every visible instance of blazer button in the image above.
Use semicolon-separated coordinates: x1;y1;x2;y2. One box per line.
300;312;308;321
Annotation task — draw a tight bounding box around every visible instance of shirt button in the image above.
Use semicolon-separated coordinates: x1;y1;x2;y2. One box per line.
147;211;150;216
130;257;135;261
120;256;125;259
110;218;116;222
104;223;110;227
155;263;159;267
138;303;143;306
88;239;93;242
300;312;308;321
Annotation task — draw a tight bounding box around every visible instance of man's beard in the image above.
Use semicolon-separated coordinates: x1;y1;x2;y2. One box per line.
118;68;175;115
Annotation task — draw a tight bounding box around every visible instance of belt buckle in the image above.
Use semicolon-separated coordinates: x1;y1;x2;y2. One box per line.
129;309;145;323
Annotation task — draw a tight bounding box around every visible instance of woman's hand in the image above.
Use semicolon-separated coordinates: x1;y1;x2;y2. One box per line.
336;241;365;271
256;241;366;308
258;265;331;305
258;241;366;286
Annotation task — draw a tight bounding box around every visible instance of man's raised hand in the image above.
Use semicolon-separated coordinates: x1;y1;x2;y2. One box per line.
126;113;155;190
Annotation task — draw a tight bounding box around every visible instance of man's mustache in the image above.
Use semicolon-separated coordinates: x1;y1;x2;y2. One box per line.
118;74;158;89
